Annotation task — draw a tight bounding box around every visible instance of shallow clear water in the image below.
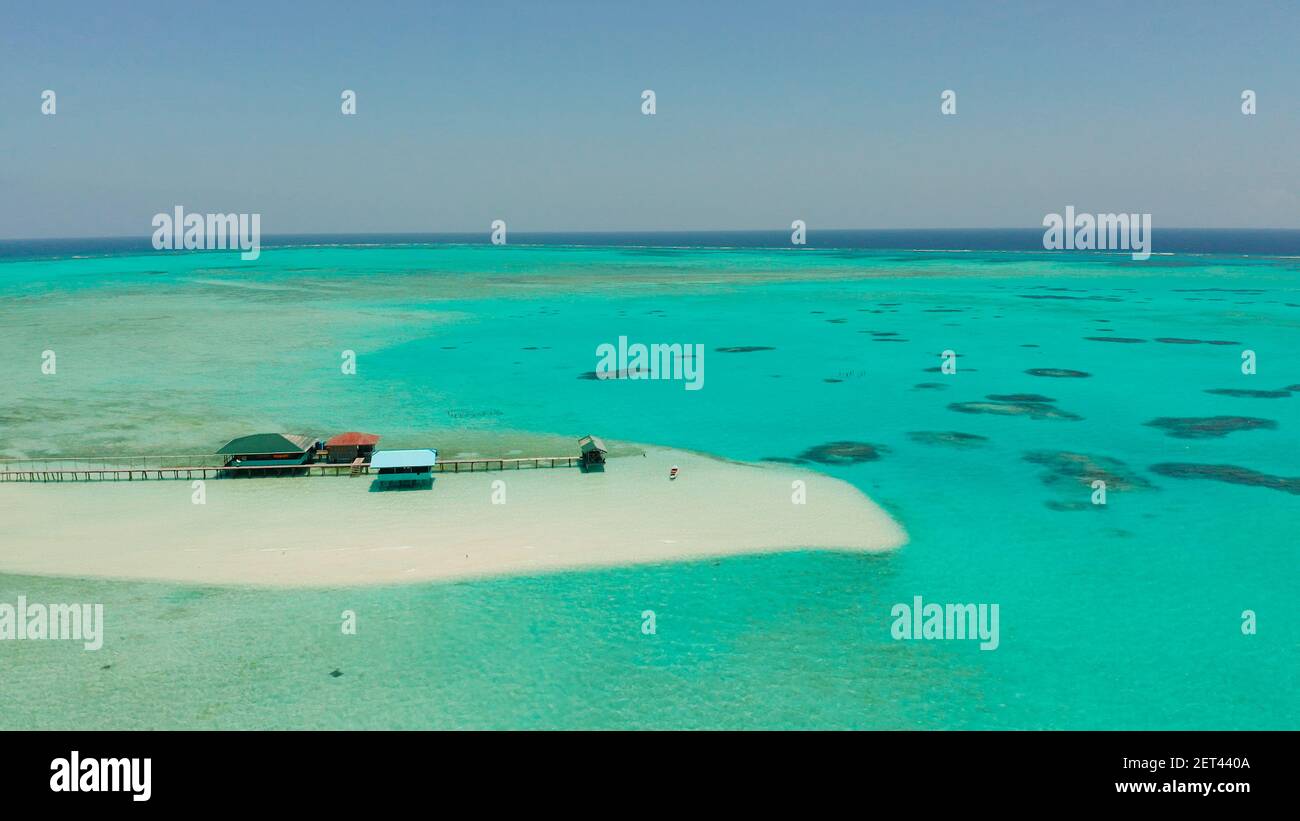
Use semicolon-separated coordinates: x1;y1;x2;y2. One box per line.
1;243;1297;728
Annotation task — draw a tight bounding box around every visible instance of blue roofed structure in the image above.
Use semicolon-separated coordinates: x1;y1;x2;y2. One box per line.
370;449;438;485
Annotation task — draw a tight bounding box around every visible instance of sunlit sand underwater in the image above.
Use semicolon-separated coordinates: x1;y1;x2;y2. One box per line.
1;243;1297;728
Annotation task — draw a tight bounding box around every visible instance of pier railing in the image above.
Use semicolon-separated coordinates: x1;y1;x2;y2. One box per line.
435;456;580;472
0;454;225;473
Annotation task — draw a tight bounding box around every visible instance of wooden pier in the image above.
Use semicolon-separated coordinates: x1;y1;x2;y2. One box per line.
435;456;580;473
0;455;582;483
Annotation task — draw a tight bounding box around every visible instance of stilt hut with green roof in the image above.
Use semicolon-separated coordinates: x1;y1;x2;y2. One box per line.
217;433;317;468
578;435;607;469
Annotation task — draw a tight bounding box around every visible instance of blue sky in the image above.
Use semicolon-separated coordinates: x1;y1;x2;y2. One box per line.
2;0;1298;237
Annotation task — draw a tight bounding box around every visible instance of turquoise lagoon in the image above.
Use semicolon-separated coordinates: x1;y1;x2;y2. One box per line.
0;242;1297;729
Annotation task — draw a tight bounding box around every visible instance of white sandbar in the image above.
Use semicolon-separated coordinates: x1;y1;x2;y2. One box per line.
0;446;906;587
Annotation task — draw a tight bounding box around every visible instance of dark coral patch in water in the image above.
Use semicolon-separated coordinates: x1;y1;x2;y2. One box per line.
823;378;843;383
907;431;989;447
948;400;1081;421
1024;451;1153;491
1026;368;1090;378
578;368;647;380
1172;288;1266;294
715;346;775;353
1084;336;1146;343
1154;337;1239;346
1019;294;1123;302
797;441;889;464
912;382;946;390
1149;463;1300;494
1020;343;1040;348
1044;500;1099;512
987;393;1055;403
872;337;909;342
1144;416;1277;439
1205;388;1292;399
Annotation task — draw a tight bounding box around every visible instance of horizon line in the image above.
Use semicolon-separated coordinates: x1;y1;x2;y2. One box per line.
5;226;1300;244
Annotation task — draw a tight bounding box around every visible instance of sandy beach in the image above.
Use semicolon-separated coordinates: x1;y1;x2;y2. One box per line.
0;446;906;587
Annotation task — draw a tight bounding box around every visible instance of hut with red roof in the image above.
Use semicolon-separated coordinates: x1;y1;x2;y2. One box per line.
324;432;381;464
